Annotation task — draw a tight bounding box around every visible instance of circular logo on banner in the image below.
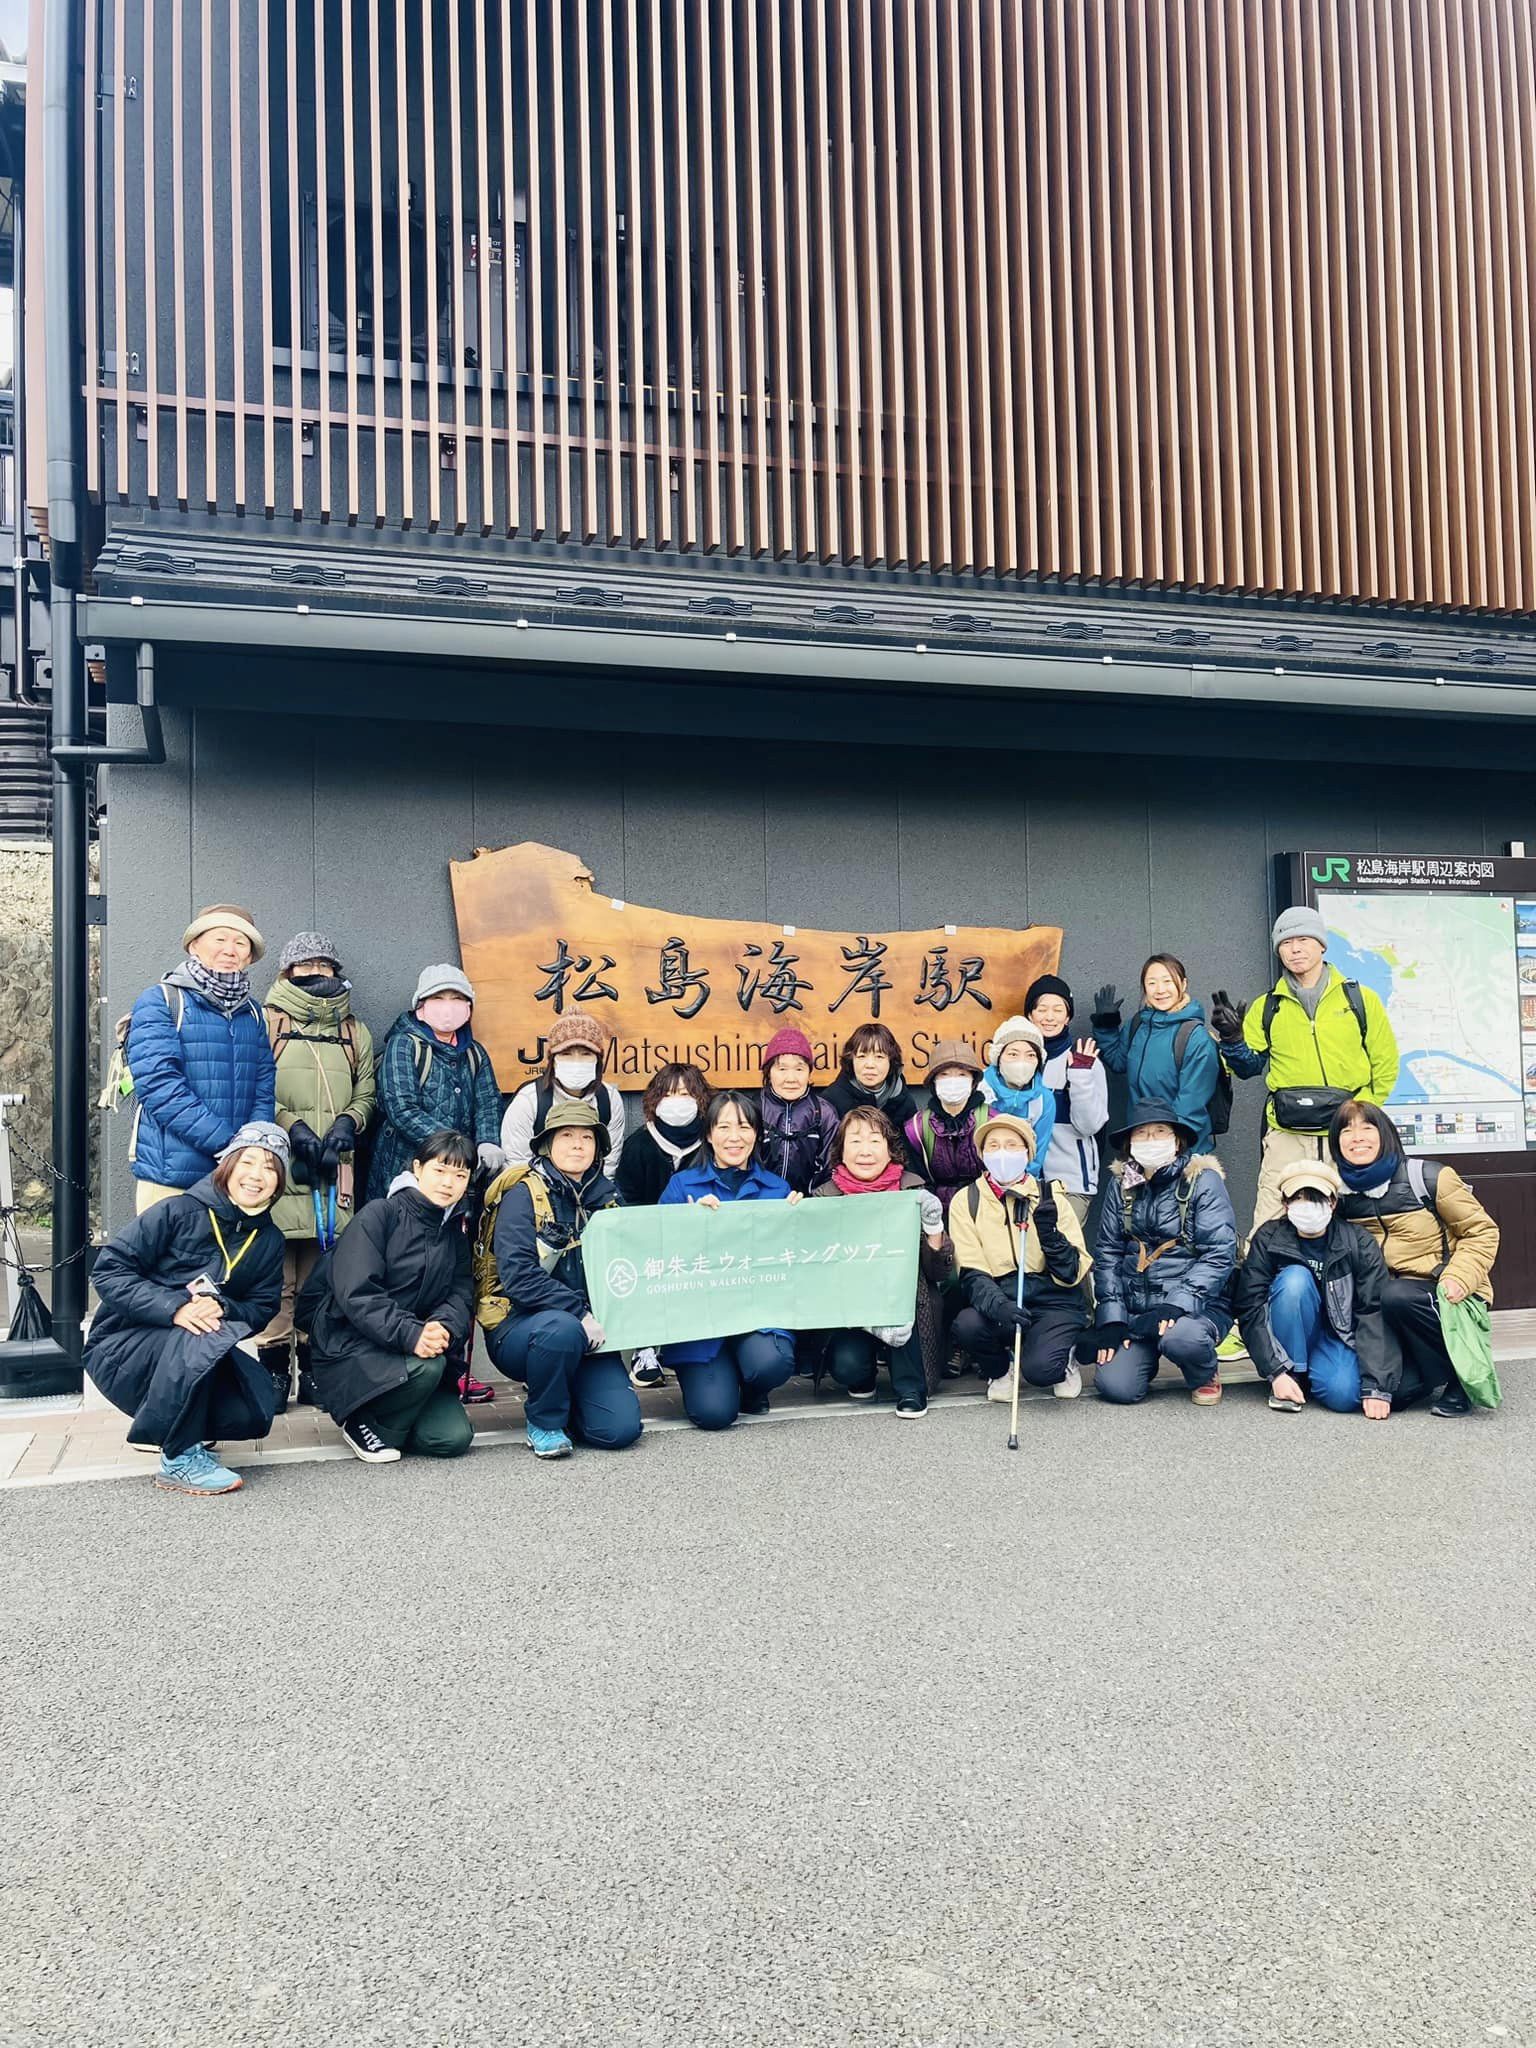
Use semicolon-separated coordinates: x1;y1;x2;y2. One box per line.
605;1258;639;1300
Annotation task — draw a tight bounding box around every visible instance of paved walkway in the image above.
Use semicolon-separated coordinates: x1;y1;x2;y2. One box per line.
5;1379;1534;2047
4;1312;1531;1488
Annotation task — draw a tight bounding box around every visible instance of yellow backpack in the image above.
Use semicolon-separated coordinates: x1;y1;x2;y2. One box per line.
471;1162;557;1331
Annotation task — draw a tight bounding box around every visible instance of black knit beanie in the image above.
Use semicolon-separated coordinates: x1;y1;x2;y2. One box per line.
1025;973;1074;1020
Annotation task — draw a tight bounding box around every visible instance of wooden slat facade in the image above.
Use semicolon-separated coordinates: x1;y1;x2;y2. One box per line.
80;0;1536;610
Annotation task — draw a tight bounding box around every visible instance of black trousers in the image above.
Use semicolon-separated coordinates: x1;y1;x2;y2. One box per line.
824;1327;927;1404
1380;1273;1453;1405
951;1303;1084;1388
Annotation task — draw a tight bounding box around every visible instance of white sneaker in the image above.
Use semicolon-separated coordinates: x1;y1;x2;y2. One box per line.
340;1417;402;1464
985;1373;1014;1404
1053;1363;1083;1400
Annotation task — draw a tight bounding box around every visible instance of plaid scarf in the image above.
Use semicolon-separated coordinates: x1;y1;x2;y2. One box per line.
182;955;253;1017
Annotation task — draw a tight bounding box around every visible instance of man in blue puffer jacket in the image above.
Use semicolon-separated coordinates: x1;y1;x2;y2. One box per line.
125;904;277;1212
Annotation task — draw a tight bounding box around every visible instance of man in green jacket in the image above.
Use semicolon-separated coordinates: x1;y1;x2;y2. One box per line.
1212;907;1399;1232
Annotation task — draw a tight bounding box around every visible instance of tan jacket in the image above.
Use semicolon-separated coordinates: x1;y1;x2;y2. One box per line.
1342;1162;1499;1303
949;1171;1091;1293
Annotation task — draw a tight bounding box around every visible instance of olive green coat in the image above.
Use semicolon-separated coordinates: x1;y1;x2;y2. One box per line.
262;979;378;1240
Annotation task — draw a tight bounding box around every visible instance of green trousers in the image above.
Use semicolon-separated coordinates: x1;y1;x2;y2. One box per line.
357;1355;474;1458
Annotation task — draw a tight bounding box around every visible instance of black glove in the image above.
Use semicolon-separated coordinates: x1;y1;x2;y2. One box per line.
1000;1300;1033;1335
1032;1185;1059;1234
1080;1320;1130;1362
1130;1306;1179;1341
319;1113;360;1176
1090;982;1122;1031
287;1119;325;1186
1209;989;1246;1042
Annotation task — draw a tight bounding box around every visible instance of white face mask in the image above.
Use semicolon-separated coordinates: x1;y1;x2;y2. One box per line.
656;1094;697;1129
998;1051;1038;1088
554;1056;599;1092
985;1148;1030;1185
1130;1136;1178;1173
933;1074;973;1110
1287;1198;1334;1238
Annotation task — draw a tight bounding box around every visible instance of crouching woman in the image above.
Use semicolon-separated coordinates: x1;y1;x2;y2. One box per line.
1090;1102;1237;1405
658;1091;801;1429
812;1106;954;1418
1234;1158;1398;1418
947;1114;1093;1401
306;1130;478;1464
480;1100;643;1460
84;1123;289;1495
1330;1100;1499;1417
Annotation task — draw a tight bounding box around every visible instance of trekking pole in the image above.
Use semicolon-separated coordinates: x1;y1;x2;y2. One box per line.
1007;1209;1026;1452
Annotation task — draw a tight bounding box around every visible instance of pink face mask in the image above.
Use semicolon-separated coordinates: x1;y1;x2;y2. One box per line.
419;995;472;1033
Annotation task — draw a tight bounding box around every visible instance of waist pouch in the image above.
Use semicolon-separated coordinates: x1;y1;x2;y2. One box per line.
1271;1085;1355;1131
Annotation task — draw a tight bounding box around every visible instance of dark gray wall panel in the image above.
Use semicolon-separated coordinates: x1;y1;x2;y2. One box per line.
1026;756;1151;1005
763;749;902;933
190;710;317;955
894;757;1029;934
620;742;768;925
1150;764;1273;1001
471;734;628;899
310;718;473;1033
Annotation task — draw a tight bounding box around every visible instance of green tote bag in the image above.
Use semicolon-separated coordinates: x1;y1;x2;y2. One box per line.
1435;1292;1501;1409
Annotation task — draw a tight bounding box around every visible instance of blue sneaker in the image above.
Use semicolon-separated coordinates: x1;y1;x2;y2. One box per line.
526;1423;573;1460
155;1444;242;1495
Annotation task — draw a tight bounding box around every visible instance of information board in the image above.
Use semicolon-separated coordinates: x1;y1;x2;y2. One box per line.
1286;850;1536;1155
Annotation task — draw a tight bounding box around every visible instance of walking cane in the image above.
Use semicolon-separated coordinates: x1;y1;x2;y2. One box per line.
1007;1204;1026;1451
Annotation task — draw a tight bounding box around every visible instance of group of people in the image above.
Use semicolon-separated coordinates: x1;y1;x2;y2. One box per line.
87;900;1501;1497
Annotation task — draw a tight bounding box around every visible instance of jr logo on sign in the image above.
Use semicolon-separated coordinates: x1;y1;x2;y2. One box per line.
1309;856;1352;885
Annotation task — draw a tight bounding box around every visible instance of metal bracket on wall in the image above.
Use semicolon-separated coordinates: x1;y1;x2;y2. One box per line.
85;897;106;927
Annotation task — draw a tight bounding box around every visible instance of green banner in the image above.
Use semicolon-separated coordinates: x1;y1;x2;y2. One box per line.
583;1192;922;1350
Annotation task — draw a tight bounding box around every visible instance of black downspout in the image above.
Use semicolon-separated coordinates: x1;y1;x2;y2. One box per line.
10;159;28;703
43;0;89;1372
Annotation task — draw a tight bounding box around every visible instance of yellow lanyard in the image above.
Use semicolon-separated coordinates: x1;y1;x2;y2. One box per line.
210;1213;258;1284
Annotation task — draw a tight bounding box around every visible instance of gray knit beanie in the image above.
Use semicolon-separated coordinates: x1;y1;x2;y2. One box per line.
1271;906;1328;950
279;931;343;973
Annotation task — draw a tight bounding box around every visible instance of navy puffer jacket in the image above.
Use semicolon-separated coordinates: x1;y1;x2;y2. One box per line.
84;1177;284;1446
758;1086;838;1195
1093;1152;1238;1330
126;971;277;1189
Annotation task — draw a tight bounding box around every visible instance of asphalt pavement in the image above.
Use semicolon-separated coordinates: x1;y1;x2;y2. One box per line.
4;1381;1535;2048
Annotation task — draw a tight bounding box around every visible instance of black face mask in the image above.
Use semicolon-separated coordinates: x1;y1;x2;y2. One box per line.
290;973;347;998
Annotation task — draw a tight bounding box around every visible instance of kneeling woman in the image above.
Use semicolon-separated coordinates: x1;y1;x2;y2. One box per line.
85;1123;289;1495
1091;1101;1237;1405
307;1130;478;1464
812;1107;953;1418
1329;1100;1499;1417
948;1114;1092;1400
659;1091;802;1429
481;1100;642;1460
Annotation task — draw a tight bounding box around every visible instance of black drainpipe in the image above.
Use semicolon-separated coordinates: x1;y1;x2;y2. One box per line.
38;0;89;1381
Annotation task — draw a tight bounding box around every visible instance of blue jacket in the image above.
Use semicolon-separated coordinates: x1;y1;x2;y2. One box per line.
1097;999;1220;1152
658;1156;793;1365
368;1013;504;1201
1093;1152;1237;1333
126;972;277;1189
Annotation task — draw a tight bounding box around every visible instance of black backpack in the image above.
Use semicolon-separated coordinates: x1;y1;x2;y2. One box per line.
1172;1018;1233;1139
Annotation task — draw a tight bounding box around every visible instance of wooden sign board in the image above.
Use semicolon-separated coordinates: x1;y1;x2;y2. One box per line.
450;841;1064;1087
